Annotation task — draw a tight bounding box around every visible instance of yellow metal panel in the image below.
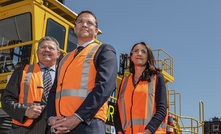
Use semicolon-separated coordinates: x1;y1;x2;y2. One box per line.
162;70;174;83
0;72;11;89
0;1;32;20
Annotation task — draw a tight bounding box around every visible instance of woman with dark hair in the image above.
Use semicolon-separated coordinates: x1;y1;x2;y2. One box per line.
114;42;167;134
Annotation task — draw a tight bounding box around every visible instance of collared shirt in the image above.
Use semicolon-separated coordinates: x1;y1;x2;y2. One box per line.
39;63;56;85
76;40;94;48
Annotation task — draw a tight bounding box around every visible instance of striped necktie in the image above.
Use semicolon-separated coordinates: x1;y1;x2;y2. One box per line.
43;68;52;98
75;46;84;57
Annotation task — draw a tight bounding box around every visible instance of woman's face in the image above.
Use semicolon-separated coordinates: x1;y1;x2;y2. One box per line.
131;44;148;67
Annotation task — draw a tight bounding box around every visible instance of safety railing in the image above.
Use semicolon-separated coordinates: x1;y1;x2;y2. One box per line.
153;49;174;78
168;89;204;134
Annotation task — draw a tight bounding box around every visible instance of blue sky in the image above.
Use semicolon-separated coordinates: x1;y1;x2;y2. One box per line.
65;1;221;123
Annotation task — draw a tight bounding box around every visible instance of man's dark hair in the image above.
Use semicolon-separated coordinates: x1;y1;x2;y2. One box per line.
75;10;98;28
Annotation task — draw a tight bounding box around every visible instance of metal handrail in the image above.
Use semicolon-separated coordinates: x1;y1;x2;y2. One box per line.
168;89;204;134
153;49;174;77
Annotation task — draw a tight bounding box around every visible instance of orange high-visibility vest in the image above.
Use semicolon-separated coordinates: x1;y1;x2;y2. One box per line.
12;64;44;127
118;74;167;134
55;43;108;121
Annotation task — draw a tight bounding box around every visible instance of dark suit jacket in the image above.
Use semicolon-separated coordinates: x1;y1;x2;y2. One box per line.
2;64;49;134
47;44;118;134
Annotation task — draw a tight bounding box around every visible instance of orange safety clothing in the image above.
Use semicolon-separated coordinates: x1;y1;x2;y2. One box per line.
117;74;167;134
55;43;108;121
12;64;44;127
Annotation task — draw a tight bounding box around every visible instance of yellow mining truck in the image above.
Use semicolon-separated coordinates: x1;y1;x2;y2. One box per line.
0;0;205;134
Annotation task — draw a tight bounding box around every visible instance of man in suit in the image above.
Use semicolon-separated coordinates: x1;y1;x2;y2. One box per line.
47;10;118;134
2;36;60;134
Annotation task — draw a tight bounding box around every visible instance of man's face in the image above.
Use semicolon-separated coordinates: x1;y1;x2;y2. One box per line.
37;40;60;67
74;13;98;42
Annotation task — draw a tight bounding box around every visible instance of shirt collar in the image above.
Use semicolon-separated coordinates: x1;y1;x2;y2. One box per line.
77;40;94;48
39;63;56;71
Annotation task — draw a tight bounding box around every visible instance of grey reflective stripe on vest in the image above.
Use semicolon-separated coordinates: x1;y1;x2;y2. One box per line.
124;118;150;129
147;76;154;123
56;44;100;99
119;76;129;129
56;88;91;98
81;45;100;90
120;76;155;130
23;65;34;104
148;76;167;130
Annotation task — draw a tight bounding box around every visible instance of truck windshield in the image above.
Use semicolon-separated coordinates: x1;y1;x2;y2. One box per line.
0;13;32;73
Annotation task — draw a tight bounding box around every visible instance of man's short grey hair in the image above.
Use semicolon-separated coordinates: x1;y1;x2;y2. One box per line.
38;36;60;51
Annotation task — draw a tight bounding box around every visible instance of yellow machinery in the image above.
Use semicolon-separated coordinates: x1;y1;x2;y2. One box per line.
0;0;204;134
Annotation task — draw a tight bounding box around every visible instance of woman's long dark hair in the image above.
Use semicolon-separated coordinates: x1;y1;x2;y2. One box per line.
129;42;161;82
